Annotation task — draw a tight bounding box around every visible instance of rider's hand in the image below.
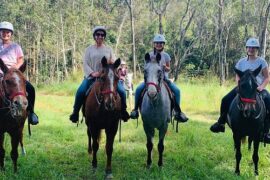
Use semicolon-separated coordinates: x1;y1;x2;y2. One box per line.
90;72;101;78
257;86;264;92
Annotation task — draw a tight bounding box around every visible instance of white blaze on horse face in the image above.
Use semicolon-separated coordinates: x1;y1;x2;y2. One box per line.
12;73;28;110
146;63;159;97
108;68;114;99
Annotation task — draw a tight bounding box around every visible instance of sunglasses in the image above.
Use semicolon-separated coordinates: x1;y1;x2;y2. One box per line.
154;42;164;45
95;33;105;37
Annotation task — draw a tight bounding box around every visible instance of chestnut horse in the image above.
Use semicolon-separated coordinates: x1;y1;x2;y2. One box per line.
84;57;121;179
0;59;28;172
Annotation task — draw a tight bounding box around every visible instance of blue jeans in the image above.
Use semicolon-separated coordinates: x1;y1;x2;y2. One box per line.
165;79;181;105
73;78;95;112
133;80;181;109
73;78;127;112
118;80;127;109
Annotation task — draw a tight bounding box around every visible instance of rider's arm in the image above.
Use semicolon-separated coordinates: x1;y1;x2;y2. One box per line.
257;67;270;91
163;61;170;72
235;74;240;84
12;56;24;69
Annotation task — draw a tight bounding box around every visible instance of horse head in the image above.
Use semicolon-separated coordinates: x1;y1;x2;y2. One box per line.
98;56;121;111
234;65;262;118
0;58;28;119
144;53;163;99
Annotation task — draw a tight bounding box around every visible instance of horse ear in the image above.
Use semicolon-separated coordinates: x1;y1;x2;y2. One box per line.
156;53;161;63
145;53;151;63
19;60;27;73
234;67;244;78
253;65;262;77
101;56;108;68
114;58;121;69
0;58;8;74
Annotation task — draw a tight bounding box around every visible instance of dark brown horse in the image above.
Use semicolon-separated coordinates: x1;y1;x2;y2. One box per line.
0;59;28;172
227;65;265;175
84;57;121;179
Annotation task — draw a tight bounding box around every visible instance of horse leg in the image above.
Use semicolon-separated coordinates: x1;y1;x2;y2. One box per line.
19;128;26;156
143;125;154;169
104;126;118;179
10;133;19;173
91;128;100;169
87;127;92;155
0;133;5;171
253;138;260;176
158;128;166;167
233;134;241;175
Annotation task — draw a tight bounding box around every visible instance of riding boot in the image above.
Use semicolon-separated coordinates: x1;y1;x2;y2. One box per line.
130;96;142;119
130;102;139;119
210;113;226;133
121;101;130;122
69;110;79;123
174;104;188;122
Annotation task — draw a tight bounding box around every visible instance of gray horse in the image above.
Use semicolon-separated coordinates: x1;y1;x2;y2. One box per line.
140;53;171;168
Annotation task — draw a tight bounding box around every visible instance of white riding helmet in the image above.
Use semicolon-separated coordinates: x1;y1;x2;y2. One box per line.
92;26;106;37
0;21;14;33
121;60;127;65
246;37;260;48
153;34;166;43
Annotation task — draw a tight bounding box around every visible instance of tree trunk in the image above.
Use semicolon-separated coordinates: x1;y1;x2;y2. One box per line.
259;2;270;57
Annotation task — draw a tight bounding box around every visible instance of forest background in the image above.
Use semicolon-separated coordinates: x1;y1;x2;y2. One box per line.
1;0;270;85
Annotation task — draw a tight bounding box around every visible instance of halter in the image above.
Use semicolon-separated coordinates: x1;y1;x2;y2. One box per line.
146;82;161;92
240;97;256;104
101;89;116;95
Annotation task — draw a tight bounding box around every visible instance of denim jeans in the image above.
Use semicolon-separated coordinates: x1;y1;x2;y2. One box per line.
73;78;127;112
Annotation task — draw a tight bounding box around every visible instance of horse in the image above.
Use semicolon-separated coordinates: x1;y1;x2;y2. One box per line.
140;53;171;168
0;59;28;172
84;57;122;179
227;65;266;175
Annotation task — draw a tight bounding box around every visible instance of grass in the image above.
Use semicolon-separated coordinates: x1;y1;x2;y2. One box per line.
1;75;270;179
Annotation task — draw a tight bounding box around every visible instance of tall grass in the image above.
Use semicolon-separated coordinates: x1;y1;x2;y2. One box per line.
0;76;270;179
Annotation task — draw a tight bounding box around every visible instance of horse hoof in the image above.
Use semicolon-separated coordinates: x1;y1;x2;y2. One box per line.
105;173;113;179
255;170;259;176
235;170;240;176
21;148;26;156
146;164;151;169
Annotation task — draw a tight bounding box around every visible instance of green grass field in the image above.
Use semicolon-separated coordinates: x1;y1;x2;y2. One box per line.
1;76;270;180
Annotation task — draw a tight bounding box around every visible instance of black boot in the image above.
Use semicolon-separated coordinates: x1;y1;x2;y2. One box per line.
28;112;39;125
69;110;79;123
130;109;139;119
210;114;226;133
121;100;130;122
174;104;188;122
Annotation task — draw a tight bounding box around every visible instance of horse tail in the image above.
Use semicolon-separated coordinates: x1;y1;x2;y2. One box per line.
241;136;247;144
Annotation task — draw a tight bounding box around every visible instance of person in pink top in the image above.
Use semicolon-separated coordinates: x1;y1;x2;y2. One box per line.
0;21;39;125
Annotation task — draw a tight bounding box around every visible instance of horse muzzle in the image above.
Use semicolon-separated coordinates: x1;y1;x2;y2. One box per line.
11;96;28;118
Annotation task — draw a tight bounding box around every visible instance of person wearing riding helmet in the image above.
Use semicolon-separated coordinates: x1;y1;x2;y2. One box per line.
130;34;189;122
0;21;39;125
69;26;129;123
210;37;270;143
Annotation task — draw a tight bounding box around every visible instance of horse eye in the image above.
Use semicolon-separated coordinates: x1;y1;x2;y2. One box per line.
5;79;11;85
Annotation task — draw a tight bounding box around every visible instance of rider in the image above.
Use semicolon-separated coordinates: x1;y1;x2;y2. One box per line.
69;26;129;123
0;21;39;125
210;37;270;143
130;34;188;122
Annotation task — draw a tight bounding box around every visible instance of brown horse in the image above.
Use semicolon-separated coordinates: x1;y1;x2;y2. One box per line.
0;59;28;172
84;57;121;179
